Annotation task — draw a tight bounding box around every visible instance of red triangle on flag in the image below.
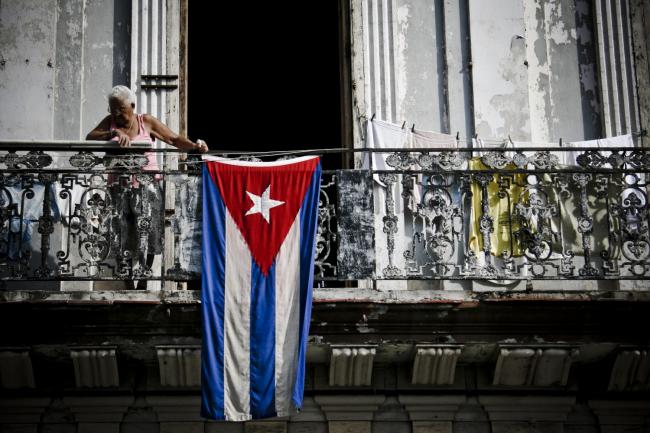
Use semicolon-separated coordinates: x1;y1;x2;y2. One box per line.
205;156;320;275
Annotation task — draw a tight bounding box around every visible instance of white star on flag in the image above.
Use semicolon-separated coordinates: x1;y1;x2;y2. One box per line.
245;185;285;223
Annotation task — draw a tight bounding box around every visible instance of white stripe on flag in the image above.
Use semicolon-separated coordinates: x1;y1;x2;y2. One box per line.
224;210;251;420
274;211;302;416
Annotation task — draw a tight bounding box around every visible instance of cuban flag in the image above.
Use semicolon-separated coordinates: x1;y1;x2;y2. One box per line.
201;155;321;421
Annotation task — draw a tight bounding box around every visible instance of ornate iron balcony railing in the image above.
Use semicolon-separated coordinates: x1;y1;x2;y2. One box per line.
0;142;649;288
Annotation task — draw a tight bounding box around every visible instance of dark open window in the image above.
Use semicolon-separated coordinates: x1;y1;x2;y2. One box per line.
188;2;347;168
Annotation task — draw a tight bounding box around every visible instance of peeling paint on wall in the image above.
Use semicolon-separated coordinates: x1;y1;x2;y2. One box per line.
503;0;601;143
53;0;83;140
353;0;615;147
0;0;131;140
444;0;474;139
575;0;601;138
395;0;447;131
630;0;650;145
469;0;531;141
0;0;57;139
546;0;578;44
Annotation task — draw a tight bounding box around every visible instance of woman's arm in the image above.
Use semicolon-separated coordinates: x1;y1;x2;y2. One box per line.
144;114;209;152
85;116;114;141
87;116;131;146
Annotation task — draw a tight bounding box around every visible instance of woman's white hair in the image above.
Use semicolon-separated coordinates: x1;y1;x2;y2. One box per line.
108;85;136;105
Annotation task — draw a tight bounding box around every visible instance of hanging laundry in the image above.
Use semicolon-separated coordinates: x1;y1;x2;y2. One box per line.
468;139;526;259
563;134;634;167
411;129;457;149
363;119;411;176
558;134;636;261
2;180;60;261
410;127;459;209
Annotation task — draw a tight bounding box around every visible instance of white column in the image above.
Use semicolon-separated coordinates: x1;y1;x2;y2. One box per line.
594;0;640;136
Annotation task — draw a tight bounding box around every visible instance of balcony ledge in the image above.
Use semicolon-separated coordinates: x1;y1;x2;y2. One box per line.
1;288;650;305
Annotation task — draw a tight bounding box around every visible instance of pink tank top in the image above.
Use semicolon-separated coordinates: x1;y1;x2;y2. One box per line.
110;114;159;172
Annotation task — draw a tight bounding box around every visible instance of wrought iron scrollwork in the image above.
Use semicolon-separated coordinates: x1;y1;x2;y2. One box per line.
2;145;650;284
69;151;102;169
0;151;53;169
314;173;337;279
481;151;559;170
404;174;464;277
371;147;650;281
611;177;650;276
378;173;402;278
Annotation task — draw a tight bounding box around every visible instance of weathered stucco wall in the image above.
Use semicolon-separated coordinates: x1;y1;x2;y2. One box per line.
352;0;473;138
351;0;635;150
0;0;131;140
522;0;601;142
469;0;530;141
630;0;650;146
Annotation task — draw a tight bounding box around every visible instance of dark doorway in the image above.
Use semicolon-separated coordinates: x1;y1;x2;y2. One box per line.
188;2;345;168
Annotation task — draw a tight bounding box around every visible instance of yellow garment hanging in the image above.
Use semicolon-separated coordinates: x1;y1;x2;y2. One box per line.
468;157;525;257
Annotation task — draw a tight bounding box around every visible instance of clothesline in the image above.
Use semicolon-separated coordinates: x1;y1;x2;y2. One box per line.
362;115;647;145
0;122;647;163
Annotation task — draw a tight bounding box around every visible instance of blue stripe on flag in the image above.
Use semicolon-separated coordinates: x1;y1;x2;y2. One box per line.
250;260;276;418
293;163;322;408
201;168;226;419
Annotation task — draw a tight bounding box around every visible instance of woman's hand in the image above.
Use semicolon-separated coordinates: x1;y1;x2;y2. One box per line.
113;129;131;147
195;139;209;153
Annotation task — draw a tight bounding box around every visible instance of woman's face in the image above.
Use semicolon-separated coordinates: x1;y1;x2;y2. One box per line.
108;97;135;127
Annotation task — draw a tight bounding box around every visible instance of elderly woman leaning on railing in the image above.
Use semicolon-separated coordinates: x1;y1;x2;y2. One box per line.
85;85;209;289
0;142;204;288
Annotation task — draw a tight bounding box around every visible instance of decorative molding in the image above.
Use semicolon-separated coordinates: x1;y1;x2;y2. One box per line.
493;347;578;387
156;345;201;387
0;349;35;389
70;347;119;388
608;349;650;391
411;345;462;385
329;346;377;387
